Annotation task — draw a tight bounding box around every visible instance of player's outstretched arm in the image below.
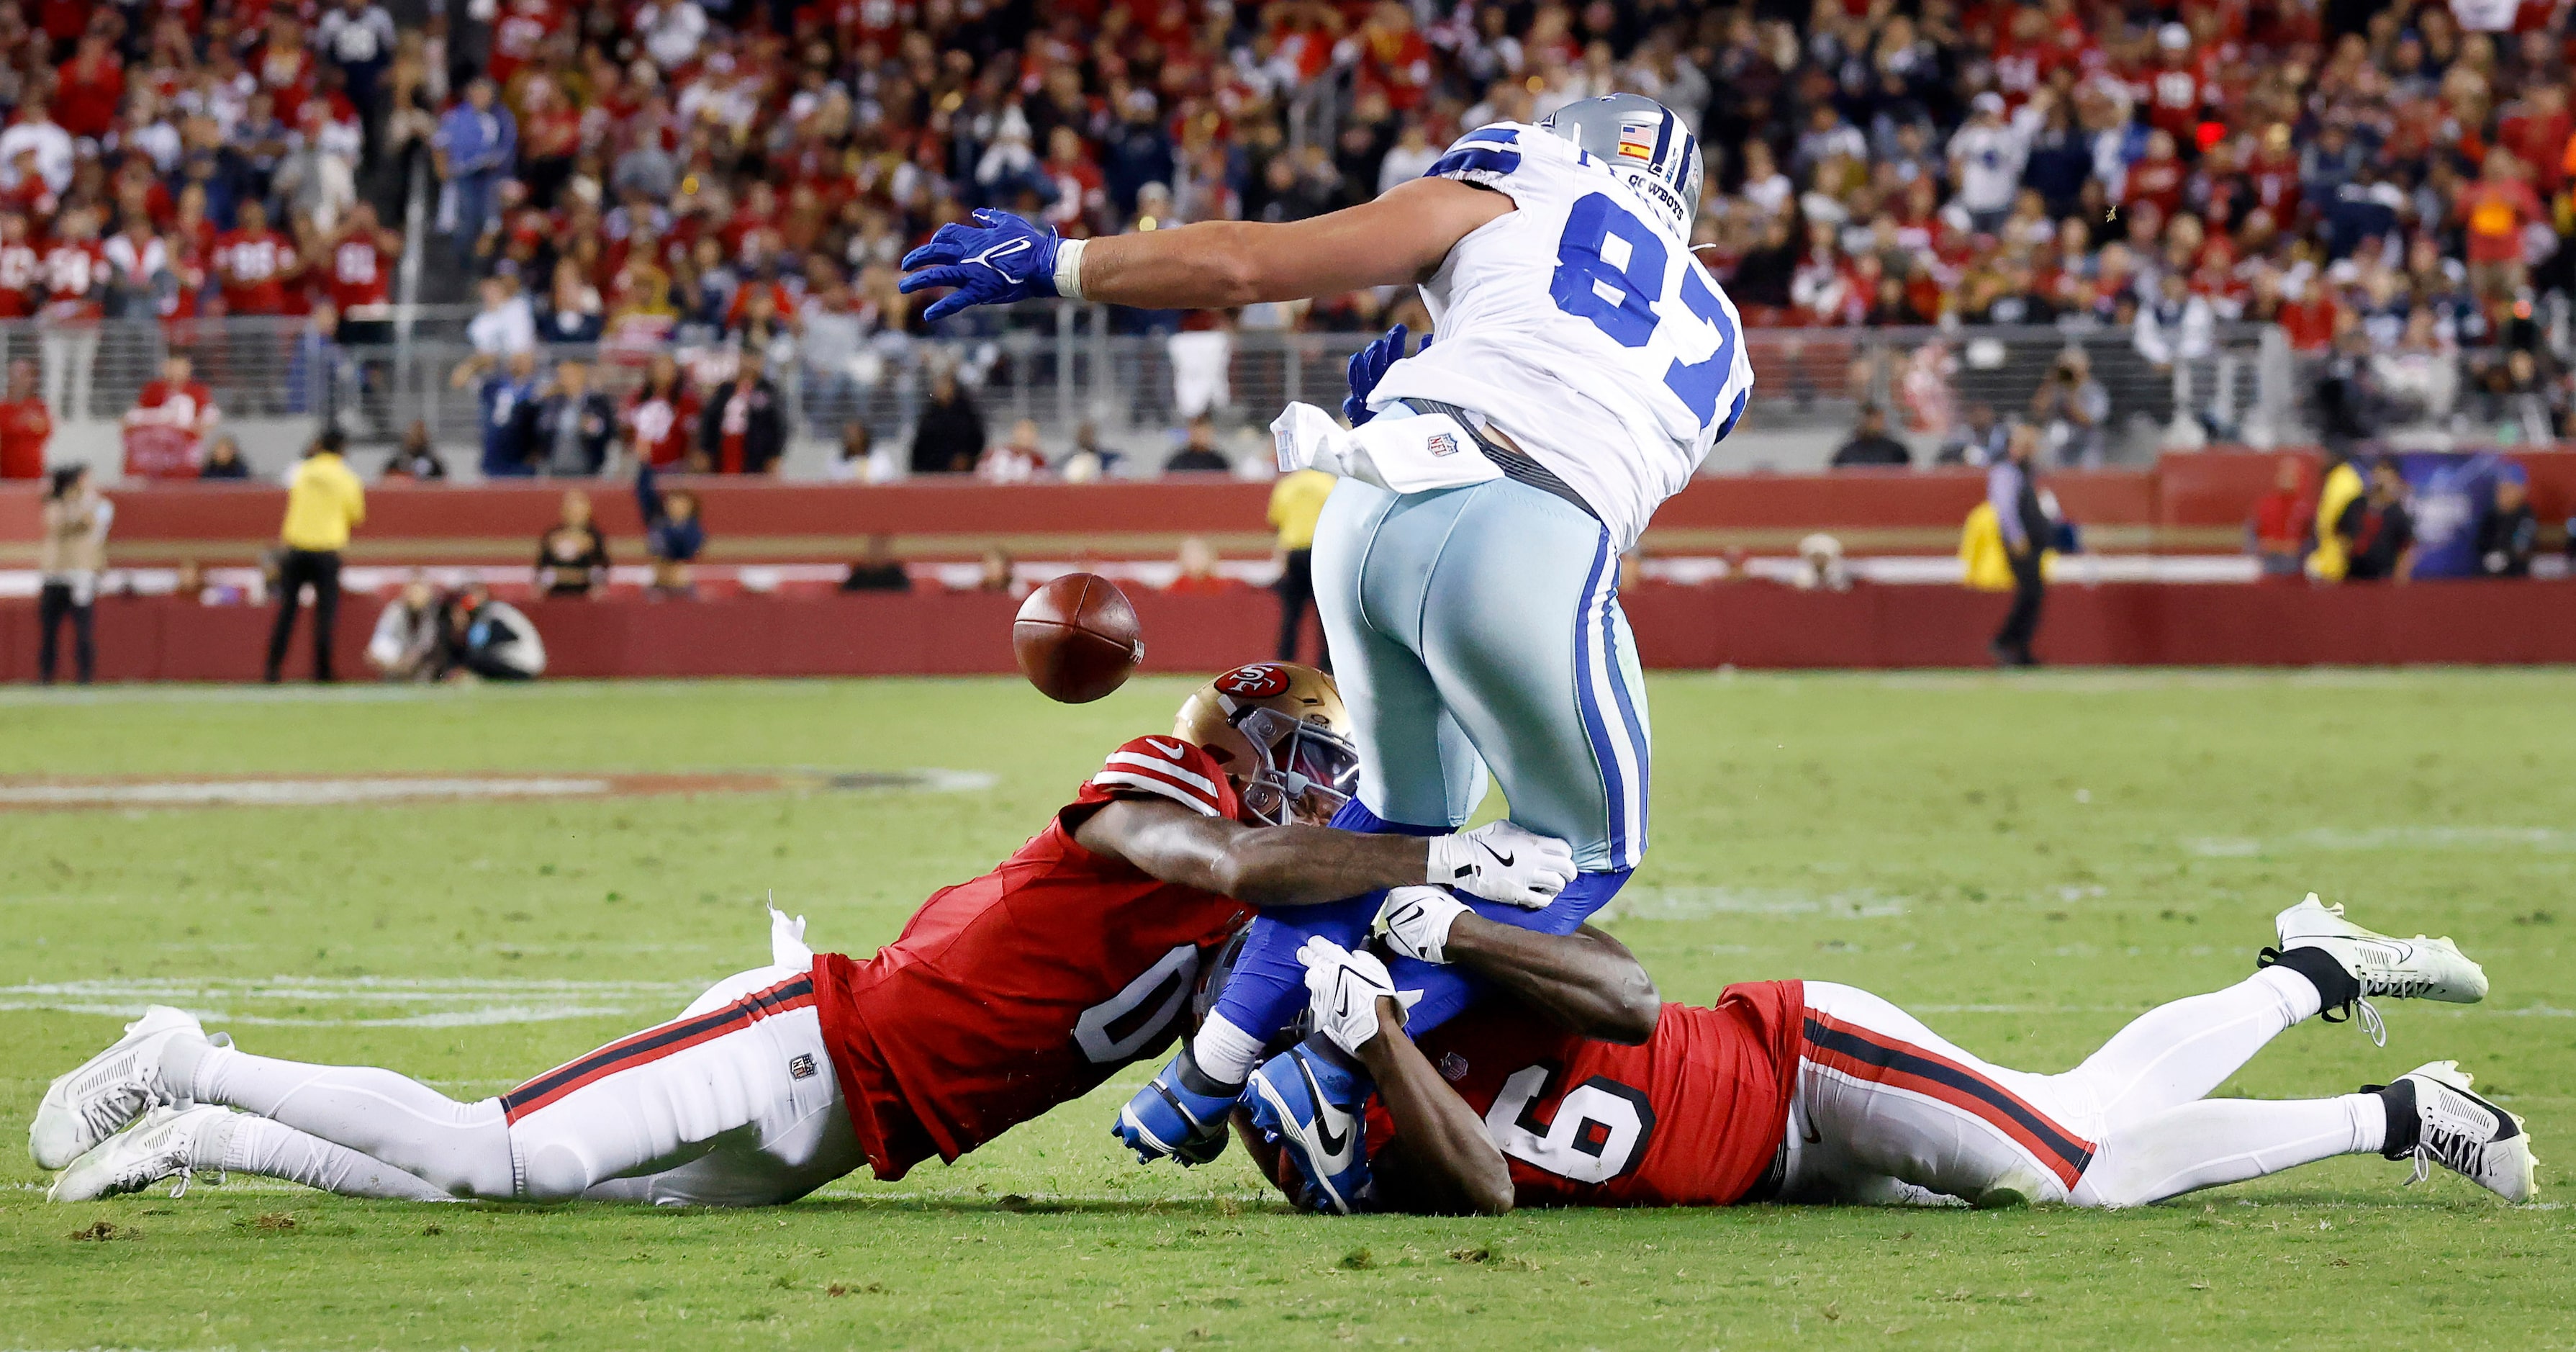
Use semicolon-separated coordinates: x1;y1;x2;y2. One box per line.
898;179;1511;320
1077;179;1511;308
1073;800;1573;910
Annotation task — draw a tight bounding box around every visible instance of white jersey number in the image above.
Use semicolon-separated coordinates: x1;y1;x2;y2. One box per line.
1547;191;1740;428
1483;1062;1658;1184
1073;942;1199;1065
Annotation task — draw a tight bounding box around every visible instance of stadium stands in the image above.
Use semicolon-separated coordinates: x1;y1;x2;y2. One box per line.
0;0;2555;468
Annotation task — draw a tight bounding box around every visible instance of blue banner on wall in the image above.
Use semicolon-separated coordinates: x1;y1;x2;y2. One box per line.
2388;451;2519;580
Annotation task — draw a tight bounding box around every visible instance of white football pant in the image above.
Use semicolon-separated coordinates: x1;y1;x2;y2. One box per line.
1780;971;2387;1208
176;965;864;1207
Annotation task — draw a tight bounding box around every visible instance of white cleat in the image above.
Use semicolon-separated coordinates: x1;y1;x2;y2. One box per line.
2269;894;2487;1044
2377;1061;2538;1204
48;1104;232;1203
28;1005;210;1170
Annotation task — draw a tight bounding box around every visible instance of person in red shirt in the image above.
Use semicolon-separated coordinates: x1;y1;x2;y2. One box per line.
320;201;401;326
2124;129;2189;219
122;353;217;478
53;34;124;142
620;351;698;467
31;664;1587;1207
2277;281;2341;351
1265;893;2519;1212
2246;454;2310;578
0;209;42;319
2457;153;2544;298
213;199;297;315
37;204;109;422
0;358;50;479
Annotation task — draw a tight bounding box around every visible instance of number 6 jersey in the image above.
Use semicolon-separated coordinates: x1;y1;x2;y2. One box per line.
1369;981;1806;1208
1369;121;1755;553
810;736;1252;1180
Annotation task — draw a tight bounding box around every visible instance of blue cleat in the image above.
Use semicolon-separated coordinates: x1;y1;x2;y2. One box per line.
1244;1038;1373;1214
1112;1046;1238;1166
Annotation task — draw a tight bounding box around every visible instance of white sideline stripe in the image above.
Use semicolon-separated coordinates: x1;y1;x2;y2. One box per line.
0;1001;651;1027
0;778;617;806
1612;887;1907;919
0;975;700;1027
0;978;700;998
2185;826;2576;857
1100;751;1219;796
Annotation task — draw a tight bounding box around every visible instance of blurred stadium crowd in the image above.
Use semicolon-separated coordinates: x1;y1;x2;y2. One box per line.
0;0;2566;478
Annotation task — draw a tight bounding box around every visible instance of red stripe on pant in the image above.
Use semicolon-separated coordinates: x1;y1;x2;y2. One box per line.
502;975;817;1124
1802;1014;2094;1191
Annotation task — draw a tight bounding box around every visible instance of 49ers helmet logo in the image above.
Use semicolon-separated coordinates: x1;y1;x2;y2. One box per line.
1214;664;1291;698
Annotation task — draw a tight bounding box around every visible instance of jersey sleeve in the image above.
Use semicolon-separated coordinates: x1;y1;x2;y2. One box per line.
1419;122;1544;191
1075;736;1240;819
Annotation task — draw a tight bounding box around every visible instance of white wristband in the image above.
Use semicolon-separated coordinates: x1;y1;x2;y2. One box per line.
1426;834;1472;888
1052;237;1088;299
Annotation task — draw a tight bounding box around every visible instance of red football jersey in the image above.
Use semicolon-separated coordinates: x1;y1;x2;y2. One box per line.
0;240;40;317
214;227;294;315
811;735;1253;1180
327;237;392;312
40;240;107;320
623;390;700;467
1368;981;1807;1209
0;395;49;478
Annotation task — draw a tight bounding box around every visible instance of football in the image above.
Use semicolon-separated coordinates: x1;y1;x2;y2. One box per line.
1012;572;1144;703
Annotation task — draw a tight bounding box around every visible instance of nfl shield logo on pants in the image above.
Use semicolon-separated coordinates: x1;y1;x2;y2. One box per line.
1425;432;1460;457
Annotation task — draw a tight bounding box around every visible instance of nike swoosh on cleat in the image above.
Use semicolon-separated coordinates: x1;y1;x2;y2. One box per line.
1295;1055;1352;1162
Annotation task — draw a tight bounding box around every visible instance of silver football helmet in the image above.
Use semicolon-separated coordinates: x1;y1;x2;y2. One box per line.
1539;94;1704;234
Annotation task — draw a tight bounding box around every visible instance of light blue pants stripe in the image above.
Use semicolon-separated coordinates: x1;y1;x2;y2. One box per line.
1310;472;1651;871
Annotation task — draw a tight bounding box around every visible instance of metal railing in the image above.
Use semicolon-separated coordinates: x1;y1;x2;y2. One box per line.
0;312;2395;474
0;317;338;425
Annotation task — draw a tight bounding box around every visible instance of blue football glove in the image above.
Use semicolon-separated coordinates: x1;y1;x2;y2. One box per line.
898;209;1063;323
1343;323;1429;426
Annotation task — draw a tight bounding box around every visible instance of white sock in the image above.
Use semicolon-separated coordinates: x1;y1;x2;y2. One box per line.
2076;1093;2386;1207
186;1044;517;1198
1190;1013;1265;1086
196;1112;456;1202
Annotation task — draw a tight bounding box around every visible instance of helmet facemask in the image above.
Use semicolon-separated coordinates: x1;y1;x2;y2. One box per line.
1229;705;1360;826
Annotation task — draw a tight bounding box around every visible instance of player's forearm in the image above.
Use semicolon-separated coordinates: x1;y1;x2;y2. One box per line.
1442;919;1660;1044
1357;1000;1514;1215
1075;183;1486;310
1211;825;1430;909
1075;222;1328;310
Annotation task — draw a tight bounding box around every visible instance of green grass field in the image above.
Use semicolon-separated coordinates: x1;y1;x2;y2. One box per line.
2;671;2572;1351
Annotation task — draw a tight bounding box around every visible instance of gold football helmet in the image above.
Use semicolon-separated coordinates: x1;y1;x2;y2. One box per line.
1174;662;1358;826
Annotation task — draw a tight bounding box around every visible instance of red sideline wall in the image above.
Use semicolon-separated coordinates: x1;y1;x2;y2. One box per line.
8;582;2573;682
6;450;2572;567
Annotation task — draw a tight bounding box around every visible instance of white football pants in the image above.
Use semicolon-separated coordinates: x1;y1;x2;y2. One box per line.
176;965;864;1207
1779;971;2387;1209
1313;469;1649;871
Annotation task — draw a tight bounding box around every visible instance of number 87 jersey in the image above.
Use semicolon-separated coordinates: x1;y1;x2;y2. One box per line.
1370;120;1754;554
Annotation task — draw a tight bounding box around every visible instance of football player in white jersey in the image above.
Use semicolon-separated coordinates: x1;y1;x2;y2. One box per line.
900;94;1750;1211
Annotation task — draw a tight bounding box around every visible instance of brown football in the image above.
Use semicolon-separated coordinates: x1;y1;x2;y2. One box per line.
1013;572;1144;703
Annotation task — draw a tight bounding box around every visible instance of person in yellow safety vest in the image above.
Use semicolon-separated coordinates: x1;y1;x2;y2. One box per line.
1267;467;1336;668
2307;451;2366;581
1959;500;2015;591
